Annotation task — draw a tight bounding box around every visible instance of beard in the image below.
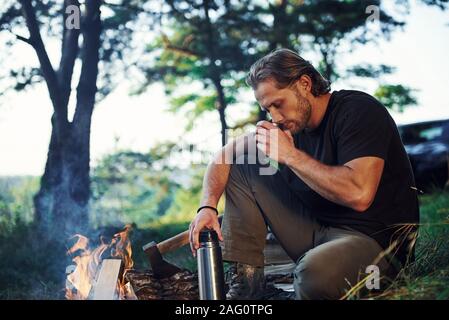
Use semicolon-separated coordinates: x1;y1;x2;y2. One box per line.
283;90;311;134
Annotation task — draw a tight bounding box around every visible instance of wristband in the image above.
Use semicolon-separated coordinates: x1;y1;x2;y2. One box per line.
196;206;219;215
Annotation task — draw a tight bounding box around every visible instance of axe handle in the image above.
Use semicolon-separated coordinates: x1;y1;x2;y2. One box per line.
155;215;224;255
157;229;190;255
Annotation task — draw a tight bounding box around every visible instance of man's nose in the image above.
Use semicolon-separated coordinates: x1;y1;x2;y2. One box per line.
269;109;283;124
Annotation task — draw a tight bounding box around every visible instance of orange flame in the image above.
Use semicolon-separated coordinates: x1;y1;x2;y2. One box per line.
111;225;134;271
65;225;134;300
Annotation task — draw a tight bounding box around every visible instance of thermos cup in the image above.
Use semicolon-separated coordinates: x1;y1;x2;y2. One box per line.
197;229;226;300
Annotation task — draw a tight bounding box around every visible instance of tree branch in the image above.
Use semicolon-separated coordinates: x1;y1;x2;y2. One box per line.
18;0;69;137
10;31;33;45
57;0;81;110
73;0;101;133
162;34;200;58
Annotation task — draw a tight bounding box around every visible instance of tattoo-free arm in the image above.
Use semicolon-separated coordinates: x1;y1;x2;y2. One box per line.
189;133;257;254
285;150;384;212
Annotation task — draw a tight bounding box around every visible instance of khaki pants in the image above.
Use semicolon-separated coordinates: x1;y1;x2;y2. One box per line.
221;160;393;300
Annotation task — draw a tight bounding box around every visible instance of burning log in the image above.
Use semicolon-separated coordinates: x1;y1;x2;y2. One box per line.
92;259;122;300
66;225;135;300
124;282;138;300
65;224;295;300
66;234;109;299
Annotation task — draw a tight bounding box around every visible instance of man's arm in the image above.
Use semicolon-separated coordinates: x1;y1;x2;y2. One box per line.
256;121;384;212
198;150;231;209
199;132;256;208
285;150;384;212
189;133;256;255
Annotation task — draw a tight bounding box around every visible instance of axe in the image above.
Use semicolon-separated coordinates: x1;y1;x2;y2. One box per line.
143;215;223;278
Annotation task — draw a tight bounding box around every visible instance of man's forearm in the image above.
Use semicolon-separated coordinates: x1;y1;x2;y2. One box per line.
200;133;255;208
201;140;238;207
285;149;364;211
200;162;230;207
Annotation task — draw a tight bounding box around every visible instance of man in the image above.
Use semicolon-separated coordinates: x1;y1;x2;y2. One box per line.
189;49;419;300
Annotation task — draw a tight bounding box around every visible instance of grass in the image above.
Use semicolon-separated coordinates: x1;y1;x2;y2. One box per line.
374;190;449;300
343;190;449;300
0;190;448;300
0;222;68;299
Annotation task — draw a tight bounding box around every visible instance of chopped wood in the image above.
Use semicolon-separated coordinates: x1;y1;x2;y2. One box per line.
125;269;199;300
92;259;122;300
264;263;295;298
265;262;296;276
123;281;138;300
125;237;296;300
125;268;295;300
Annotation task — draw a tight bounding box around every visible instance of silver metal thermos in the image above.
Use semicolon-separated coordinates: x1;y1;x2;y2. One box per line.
197;229;226;300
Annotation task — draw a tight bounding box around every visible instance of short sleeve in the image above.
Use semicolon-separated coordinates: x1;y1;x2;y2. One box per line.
335;99;393;165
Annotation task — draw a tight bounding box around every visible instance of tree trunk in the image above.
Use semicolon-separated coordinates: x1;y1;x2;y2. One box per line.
269;0;289;51
34;120;90;238
33;114;61;234
32;0;101;239
213;78;228;146
202;0;228;146
320;47;334;82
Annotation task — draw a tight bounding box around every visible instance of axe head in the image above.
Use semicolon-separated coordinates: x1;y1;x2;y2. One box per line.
143;241;182;279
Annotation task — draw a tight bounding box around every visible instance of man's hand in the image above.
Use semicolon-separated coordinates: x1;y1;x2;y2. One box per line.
256;120;296;164
189;208;223;257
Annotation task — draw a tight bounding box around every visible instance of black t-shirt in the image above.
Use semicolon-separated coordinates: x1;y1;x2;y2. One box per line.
282;90;420;267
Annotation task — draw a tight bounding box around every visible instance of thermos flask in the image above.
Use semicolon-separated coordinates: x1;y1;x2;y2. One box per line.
197;229;226;300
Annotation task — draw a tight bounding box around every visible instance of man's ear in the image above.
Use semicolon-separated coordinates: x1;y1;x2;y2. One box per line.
298;75;312;93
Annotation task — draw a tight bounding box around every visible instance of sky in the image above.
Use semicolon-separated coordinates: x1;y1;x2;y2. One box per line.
0;1;448;176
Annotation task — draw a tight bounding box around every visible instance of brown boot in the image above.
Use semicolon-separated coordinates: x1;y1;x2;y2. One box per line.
225;262;266;300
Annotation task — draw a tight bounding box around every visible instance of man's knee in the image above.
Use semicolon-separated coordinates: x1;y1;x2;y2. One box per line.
293;251;347;300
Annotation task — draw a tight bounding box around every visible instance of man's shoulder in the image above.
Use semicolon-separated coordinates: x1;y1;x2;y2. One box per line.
331;89;388;119
332;89;382;106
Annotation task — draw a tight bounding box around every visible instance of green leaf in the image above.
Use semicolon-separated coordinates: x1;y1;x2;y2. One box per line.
374;84;418;112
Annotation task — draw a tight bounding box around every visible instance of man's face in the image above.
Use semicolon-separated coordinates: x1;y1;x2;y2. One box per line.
254;79;312;134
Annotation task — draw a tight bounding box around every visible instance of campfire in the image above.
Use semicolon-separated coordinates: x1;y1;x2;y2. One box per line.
65;224;293;300
65;225;136;300
65;224;200;300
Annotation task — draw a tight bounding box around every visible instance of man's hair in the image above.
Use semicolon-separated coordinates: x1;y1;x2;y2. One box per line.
246;48;331;97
